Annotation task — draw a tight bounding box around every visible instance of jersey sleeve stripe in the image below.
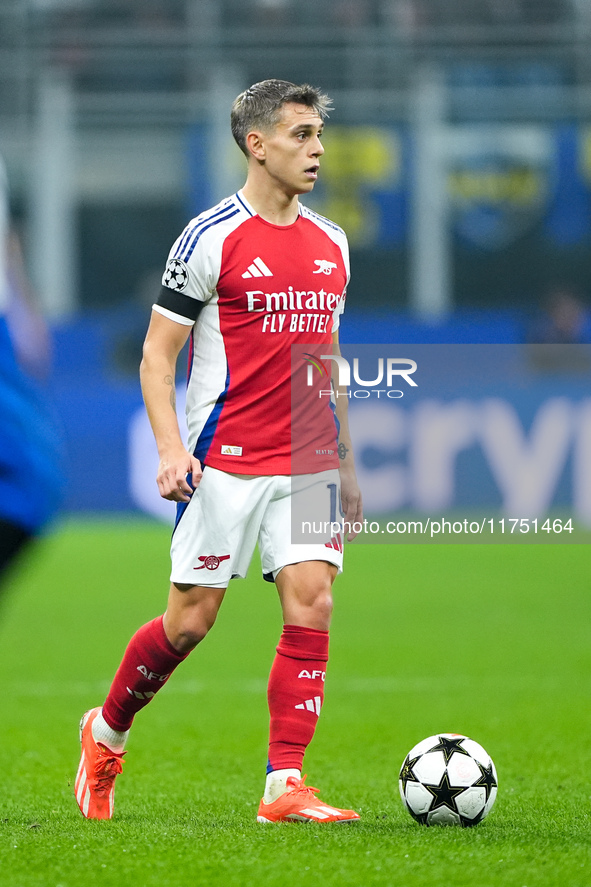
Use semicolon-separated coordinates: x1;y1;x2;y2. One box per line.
182;208;241;262
173;206;228;259
173;200;238;260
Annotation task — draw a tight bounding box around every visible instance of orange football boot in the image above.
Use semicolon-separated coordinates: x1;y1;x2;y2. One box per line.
75;708;125;819
257;775;360;823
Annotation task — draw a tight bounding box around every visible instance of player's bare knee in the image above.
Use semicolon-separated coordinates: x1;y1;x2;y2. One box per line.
166;584;224;652
288;587;333;630
300;574;334;610
170;610;217;652
186;598;220;639
309;589;333;624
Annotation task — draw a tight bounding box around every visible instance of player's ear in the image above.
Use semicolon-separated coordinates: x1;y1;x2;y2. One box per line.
245;129;266;162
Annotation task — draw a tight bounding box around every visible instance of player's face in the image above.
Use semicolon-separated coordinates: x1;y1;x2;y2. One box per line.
260;103;325;196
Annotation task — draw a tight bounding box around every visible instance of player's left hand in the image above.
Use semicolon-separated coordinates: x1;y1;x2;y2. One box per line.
339;467;363;541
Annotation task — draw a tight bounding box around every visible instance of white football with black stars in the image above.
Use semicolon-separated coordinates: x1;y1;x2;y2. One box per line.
399;733;498;826
163;258;189;291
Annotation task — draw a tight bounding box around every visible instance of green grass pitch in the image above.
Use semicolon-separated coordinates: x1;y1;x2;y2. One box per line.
0;518;589;886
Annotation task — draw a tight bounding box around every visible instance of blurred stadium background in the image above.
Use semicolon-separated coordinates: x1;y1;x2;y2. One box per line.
1;0;591;522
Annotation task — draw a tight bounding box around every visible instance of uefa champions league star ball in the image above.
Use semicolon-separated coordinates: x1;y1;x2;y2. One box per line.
399;733;498;826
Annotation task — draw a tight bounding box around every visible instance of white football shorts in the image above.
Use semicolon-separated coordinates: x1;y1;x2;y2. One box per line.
170;466;344;587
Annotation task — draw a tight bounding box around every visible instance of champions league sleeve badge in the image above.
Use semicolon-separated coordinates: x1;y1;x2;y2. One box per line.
163;258;189;291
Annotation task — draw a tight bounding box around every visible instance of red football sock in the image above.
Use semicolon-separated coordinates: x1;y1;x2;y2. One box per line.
102;616;189;732
267;624;329;773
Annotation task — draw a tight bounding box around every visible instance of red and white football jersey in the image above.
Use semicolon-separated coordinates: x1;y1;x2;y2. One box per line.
155;190;349;475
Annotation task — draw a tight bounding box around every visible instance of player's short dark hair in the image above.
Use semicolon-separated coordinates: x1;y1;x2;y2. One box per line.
231;79;332;157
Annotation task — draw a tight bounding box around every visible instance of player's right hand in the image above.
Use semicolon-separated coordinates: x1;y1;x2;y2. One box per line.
156;451;202;502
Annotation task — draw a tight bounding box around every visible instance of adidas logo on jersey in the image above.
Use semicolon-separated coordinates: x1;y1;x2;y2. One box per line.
221;445;242;456
295;696;322;716
242;257;273;279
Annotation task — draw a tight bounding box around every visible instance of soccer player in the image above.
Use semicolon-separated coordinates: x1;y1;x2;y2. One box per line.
75;79;363;823
0;157;63;584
